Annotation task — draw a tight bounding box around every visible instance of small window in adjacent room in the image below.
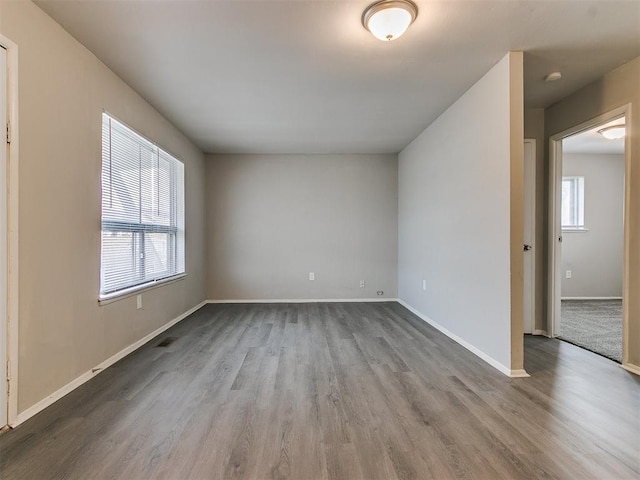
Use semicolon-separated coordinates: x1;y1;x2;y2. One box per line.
100;113;185;300
561;176;585;230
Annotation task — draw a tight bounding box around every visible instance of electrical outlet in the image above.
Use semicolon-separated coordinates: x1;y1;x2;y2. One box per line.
566;270;572;279
360;280;365;288
136;294;142;309
422;279;427;291
309;272;315;281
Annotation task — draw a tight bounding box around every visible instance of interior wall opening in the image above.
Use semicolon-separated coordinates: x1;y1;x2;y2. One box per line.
555;116;626;363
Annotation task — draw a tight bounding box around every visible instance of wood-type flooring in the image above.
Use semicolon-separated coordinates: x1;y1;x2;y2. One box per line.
1;302;638;479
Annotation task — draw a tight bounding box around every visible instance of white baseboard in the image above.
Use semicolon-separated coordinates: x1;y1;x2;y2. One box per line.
532;329;549;337
13;300;208;427
561;297;622;300
207;298;398;304
620;363;640;376
397;299;529;378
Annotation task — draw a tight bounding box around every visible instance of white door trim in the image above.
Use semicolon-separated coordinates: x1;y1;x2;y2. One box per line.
548;105;630;366
0;33;19;427
523;139;536;335
0;45;6;429
548;136;562;338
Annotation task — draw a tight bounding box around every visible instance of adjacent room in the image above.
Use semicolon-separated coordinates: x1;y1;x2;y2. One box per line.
0;1;639;479
559;118;626;362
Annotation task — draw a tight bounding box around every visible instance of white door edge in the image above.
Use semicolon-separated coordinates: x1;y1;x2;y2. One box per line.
0;32;19;427
0;45;6;428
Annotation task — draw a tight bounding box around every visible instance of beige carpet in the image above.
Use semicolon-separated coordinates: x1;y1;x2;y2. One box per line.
559;299;622;363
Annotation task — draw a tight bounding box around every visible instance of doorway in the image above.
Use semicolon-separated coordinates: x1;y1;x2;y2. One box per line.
523;139;536;335
549;108;628;364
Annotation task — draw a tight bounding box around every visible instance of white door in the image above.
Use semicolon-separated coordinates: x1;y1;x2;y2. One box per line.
523;139;536;334
0;46;7;427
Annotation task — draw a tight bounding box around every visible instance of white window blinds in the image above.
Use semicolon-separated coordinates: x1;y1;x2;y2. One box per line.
561;176;585;229
100;113;185;298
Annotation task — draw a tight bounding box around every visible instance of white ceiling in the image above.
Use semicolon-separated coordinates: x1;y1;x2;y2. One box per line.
34;0;640;154
563;118;626;155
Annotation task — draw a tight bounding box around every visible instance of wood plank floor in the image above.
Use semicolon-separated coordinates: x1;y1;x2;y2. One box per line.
1;302;639;479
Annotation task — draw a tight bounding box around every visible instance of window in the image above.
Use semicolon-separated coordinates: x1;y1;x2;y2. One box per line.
561;176;585;230
100;113;185;299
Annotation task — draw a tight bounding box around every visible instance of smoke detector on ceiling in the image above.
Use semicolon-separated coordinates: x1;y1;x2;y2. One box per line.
544;72;562;82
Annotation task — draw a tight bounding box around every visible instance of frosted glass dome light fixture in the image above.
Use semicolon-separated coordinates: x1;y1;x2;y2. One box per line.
598;125;626;140
362;0;418;42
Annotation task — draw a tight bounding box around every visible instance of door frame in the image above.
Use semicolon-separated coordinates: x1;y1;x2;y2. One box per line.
0;33;19;428
547;105;630;364
523;138;536;334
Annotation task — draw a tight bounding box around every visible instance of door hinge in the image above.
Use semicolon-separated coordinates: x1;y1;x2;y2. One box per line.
6;359;9;397
6;121;10;144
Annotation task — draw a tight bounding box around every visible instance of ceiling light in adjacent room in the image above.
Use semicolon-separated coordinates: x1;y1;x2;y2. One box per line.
598;125;626;140
362;0;418;42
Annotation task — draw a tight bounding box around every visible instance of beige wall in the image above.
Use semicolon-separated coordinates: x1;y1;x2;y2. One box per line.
205;154;398;300
398;52;524;373
0;1;207;413
545;56;640;367
509;52;524;371
561;154;624;298
524;108;547;332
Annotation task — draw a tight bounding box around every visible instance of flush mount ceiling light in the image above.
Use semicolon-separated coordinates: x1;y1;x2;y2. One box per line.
598;124;626;140
362;0;418;42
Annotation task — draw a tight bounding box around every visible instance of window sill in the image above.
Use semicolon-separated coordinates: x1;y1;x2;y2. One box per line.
98;273;187;306
562;227;589;233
